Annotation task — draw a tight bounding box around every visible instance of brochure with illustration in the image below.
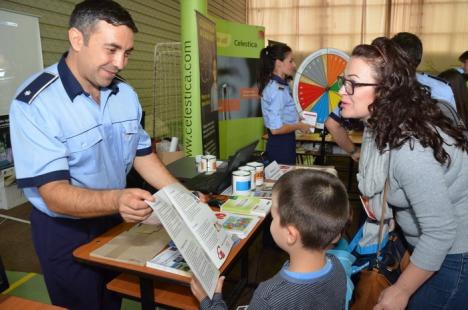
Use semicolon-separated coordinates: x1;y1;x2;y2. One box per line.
146;242;192;277
220;196;271;217
144;183;233;299
214;211;260;239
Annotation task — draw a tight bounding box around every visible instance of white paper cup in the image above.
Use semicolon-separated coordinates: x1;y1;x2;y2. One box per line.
247;162;264;186
238;165;256;190
203;155;216;172
232;170;251;196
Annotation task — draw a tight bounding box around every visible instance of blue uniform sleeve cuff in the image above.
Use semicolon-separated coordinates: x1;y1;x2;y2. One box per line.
136;146;152;156
17;170;70;188
329;111;342;123
199;293;226;310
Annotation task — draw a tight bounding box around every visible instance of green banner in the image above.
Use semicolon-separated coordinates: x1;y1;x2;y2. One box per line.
213;18;265;159
181;1;207;156
196;12;219;157
214;17;265;58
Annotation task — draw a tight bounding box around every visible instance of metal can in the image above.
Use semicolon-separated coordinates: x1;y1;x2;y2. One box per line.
203;155;217;172
247;162;264;186
196;155;205;173
232;170;251;196
238;165;256;190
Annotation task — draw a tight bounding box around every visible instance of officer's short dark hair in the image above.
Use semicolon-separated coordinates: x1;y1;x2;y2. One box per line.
272;170;349;250
391;32;423;68
70;0;138;42
459;51;468;62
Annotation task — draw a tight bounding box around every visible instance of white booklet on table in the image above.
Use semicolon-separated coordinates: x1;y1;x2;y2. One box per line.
144;183;233;299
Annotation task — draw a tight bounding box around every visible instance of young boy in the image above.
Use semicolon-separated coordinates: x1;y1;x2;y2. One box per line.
191;169;350;309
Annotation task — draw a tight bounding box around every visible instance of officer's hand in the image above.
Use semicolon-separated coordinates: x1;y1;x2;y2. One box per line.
116;188;154;222
298;122;314;133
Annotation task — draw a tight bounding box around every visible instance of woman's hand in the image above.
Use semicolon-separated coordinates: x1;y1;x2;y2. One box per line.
373;284;410;310
297;122;314;133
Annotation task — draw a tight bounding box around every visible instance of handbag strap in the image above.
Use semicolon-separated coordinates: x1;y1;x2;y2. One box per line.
376;180;389;258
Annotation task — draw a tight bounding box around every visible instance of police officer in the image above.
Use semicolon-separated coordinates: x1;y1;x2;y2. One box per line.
391;32;456;109
258;44;312;165
9;1;178;309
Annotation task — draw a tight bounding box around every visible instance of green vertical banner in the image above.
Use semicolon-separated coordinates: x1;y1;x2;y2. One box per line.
213;17;265;159
196;12;219;157
181;0;207;156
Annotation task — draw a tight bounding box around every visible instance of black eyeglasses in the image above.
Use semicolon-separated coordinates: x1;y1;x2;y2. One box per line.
337;76;379;95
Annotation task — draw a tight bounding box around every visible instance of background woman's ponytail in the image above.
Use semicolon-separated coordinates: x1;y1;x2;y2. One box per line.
258;43;292;96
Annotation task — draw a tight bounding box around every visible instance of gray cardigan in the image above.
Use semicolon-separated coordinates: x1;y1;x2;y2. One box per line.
388;134;468;271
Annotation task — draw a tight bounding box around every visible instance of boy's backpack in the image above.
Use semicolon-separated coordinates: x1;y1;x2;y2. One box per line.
436;100;468;140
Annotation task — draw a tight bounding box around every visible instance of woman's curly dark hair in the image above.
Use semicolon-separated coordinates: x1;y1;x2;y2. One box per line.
352;37;467;165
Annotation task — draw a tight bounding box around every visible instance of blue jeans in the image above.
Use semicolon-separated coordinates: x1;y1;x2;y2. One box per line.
408;252;468;310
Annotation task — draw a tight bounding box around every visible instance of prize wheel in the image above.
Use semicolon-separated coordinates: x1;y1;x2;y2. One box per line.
293;48;349;129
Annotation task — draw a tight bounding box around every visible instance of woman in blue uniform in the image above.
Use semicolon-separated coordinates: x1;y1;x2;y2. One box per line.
258;44;312;164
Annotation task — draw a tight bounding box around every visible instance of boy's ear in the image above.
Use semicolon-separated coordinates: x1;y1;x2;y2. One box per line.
286;225;300;245
331;233;341;245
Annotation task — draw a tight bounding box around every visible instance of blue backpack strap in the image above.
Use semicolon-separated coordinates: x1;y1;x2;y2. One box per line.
16;72;58;104
347;225;364;253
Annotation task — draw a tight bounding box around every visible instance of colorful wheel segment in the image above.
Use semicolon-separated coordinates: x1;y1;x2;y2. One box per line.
293;49;350;129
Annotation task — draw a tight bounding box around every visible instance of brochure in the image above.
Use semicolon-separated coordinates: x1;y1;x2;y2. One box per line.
214;211;260;239
90;223;170;266
146;242;193;277
144;183;233;299
301;111;317;133
220;196;271;217
264;161;337;181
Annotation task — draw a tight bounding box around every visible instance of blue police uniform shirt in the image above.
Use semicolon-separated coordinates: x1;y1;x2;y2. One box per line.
417;72;456;109
261;75;299;130
10;54;152;218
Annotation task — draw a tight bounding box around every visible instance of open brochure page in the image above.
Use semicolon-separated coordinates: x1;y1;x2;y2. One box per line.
147;196;219;298
264;161;284;181
161;183;233;268
214;211;260;239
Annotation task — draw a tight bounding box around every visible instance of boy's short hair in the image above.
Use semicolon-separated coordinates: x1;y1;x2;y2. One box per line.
69;0;138;43
273;170;349;250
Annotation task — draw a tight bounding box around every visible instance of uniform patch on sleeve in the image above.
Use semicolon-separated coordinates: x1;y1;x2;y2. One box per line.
16;72;58;104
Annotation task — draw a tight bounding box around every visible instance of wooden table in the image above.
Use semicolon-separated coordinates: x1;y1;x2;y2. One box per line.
296;131;363;190
296;131;363;144
73;215;265;310
0;295;65;310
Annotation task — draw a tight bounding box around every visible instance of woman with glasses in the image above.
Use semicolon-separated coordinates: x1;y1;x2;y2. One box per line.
339;37;468;310
258;44;313;165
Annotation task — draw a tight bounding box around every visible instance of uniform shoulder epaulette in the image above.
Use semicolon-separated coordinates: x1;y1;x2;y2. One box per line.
425;73;450;85
16;72;58;104
278;85;285;90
